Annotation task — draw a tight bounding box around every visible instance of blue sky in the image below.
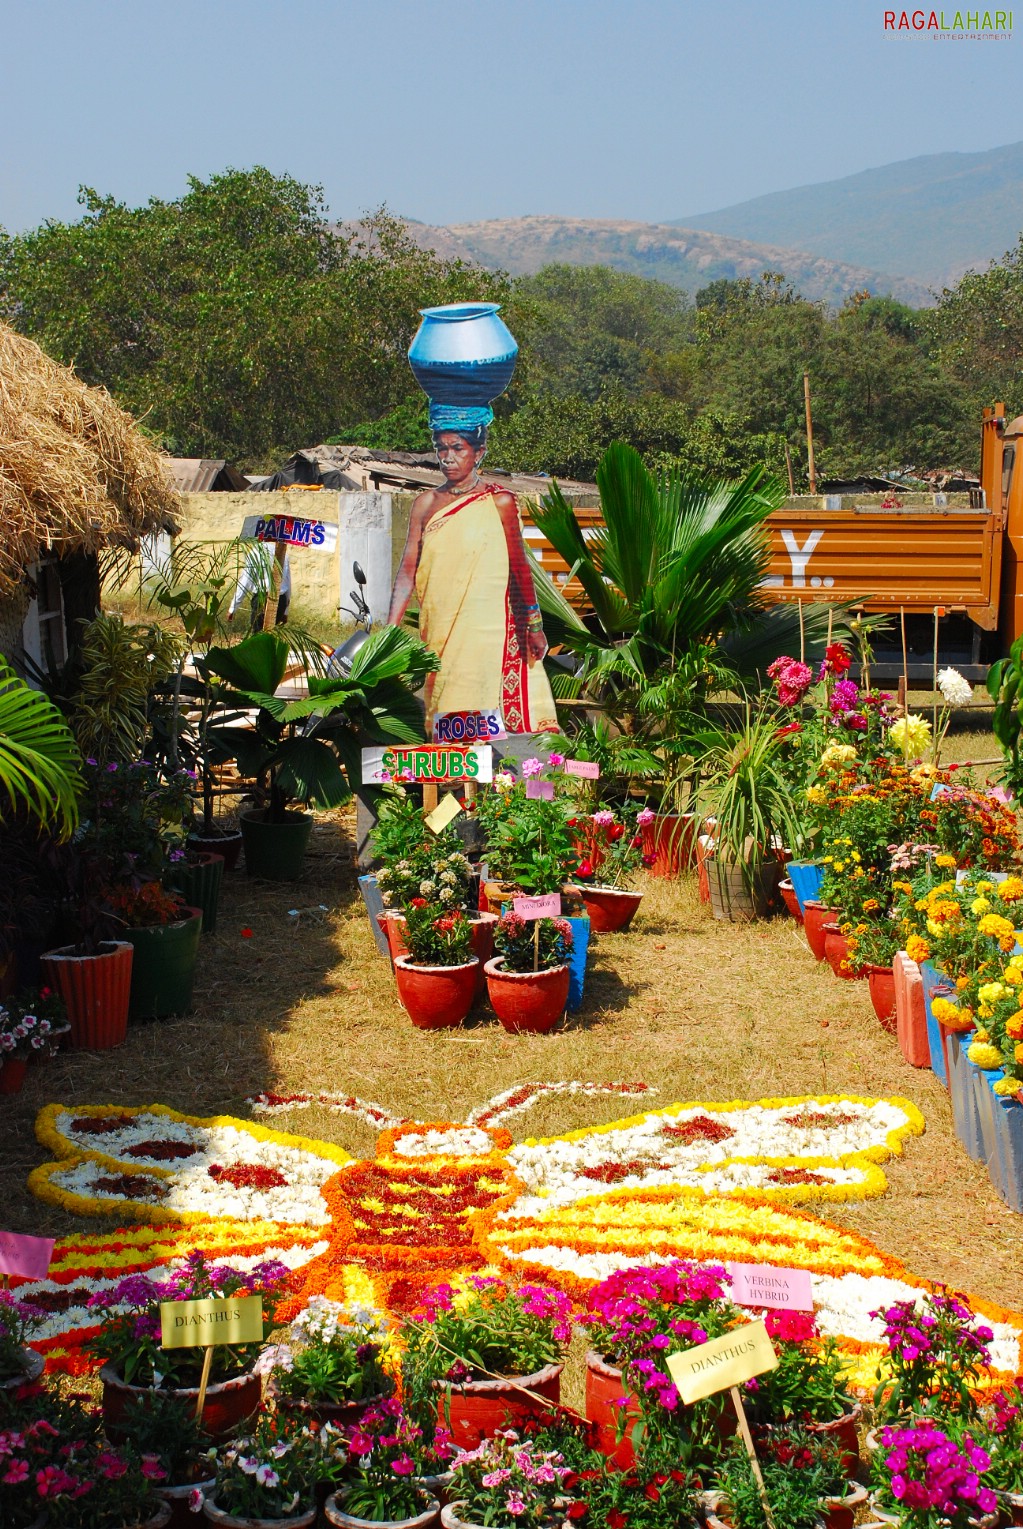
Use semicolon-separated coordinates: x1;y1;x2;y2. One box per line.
1;0;1019;232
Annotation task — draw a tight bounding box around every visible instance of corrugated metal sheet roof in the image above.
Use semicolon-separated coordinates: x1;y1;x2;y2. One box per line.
164;458;248;493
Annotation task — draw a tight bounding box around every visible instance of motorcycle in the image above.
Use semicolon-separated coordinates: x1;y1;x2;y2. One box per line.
327;561;372;677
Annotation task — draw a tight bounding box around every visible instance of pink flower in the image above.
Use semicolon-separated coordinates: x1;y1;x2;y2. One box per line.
506;1494;527;1515
3;1460;28;1485
390;1455;415;1476
591;810;615;827
547;752;565;767
521;757;544;778
636;807;655;828
188;1489;205;1514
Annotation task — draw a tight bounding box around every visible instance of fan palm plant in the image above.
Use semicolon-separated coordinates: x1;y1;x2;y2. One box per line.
0;659;81;838
530;442;853;727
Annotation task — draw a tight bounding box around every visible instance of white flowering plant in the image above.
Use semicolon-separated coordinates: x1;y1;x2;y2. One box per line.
0;1000;55;1063
199;1409;344;1521
262;1296;393;1409
376;843;473;914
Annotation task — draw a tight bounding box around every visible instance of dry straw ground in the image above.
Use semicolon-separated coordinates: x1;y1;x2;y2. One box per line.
4;750;1023;1320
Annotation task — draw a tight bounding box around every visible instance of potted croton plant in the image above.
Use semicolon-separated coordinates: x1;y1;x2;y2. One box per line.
484;913;573;1034
574;806;654;932
401;1277;571;1453
258;1295;394;1427
393;904;478;1030
323;1401;440;1528
88;1251;289;1442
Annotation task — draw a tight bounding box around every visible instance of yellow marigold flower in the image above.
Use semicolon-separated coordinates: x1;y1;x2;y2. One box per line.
905;935;930;963
968;1041;1003;1069
1009;1016;1023;1041
851;851;862;862
926;920;945;939
821;743;858;769
979;982;1006;1004
976;881;994;893
956;976;970;991
934;854;957;869
890;714;932;756
893;880;913;894
971;898;992;915
974;1026;991;1042
805;786;826;805
978;1005;994;1020
1004;967;1022;986
863;899;881;913
930;997;961;1023
993;1077;1022;1097
833;861;845;873
998;877;1023;903
1015;1044;1023;1066
979;914;1015;940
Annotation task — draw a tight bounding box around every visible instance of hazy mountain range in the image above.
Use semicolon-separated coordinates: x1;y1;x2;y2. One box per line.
402;140;1023;308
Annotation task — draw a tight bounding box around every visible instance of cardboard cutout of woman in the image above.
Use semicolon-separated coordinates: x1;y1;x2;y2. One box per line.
389;308;558;736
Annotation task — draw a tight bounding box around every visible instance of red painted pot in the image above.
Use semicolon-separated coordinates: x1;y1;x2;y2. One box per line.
469;912;498;999
433;1362;562;1450
641;814;696;878
585;1350;640;1467
803;902;838;962
579;885;643;933
823;924;865;980
895;951;931;1068
867;964;898;1032
188;829;243;872
805;1403;863;1480
820;1482;868;1529
0;1057;28;1094
40;941;133;1050
378;912;409;962
484;958;570;1034
100;1363;260;1442
275;1388;393;1429
778;878;803;924
394;957;478;1030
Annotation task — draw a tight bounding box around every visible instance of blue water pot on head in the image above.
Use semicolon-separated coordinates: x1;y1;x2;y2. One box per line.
408;302;518;411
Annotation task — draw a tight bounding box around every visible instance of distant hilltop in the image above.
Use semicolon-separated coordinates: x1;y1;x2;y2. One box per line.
399;215;932;308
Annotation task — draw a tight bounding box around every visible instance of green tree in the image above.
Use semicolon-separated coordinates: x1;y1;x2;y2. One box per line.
930;233;1023;459
0;170;502;466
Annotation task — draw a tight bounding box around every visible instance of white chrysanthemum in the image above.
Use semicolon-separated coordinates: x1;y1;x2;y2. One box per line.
938;667;973;706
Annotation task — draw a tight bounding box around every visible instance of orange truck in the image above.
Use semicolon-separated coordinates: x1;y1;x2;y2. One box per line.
524;404;1023;679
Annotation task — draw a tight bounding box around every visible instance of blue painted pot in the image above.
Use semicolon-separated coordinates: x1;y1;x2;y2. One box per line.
787;861;825;915
565;914;590;1013
408;303;518;407
947;1031;984;1162
358;875;391;958
919;960;957;1084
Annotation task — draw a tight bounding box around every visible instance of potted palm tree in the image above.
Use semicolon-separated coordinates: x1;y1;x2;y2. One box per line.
696;707;804;922
203;627;438;881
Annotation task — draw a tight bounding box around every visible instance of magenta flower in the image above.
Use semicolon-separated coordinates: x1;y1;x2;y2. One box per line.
521;757;544;779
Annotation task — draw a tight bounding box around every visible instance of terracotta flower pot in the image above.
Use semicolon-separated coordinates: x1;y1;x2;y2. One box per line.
821;1480;868;1529
469;912;498;999
394;956;478;1029
40;940;133;1050
202;1497;316;1528
0;1056;28;1094
641;813;696;878
431;1362;563;1450
274;1387;392;1429
324;1492;440;1529
823;924;865;980
584;1350;640;1468
804;1402;863;1479
158;1476;217;1529
579;885;643;932
100;1363;260;1443
778;878;804;924
867;964;898;1032
484;957;570;1034
803;902;838;962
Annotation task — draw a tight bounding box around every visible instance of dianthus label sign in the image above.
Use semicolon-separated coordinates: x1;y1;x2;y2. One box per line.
666;1319;777;1405
240;514;338;552
565;760;600;779
728;1263;814;1312
513;894;562;920
0;1229;54;1279
160;1294;264;1350
526;779;555;800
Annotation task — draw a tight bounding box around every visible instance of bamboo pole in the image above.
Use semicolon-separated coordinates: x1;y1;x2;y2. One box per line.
784;442;795;498
798;599;805;664
260;542;287;632
731;1387;778;1529
803;372;817;496
195;1345;214;1422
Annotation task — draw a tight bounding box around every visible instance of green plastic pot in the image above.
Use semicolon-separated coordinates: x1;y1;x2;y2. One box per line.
240;809;313;881
168;852;224;934
123;908;203;1020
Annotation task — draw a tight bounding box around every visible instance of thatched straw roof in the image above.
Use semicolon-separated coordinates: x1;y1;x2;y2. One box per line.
0;323;178;599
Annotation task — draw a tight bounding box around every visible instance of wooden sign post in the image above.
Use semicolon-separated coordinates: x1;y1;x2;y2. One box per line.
160;1294;264;1422
513;893;562;971
667;1319;779;1529
237;511;339;632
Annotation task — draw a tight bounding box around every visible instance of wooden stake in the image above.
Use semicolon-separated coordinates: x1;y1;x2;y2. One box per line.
932;607;941;763
730;1386;777;1529
803;372;817;496
900;606;909;705
783;442;795;498
260;542;287;631
798;599;805;664
533;920;540;973
826;608;833;648
195;1344;214;1423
